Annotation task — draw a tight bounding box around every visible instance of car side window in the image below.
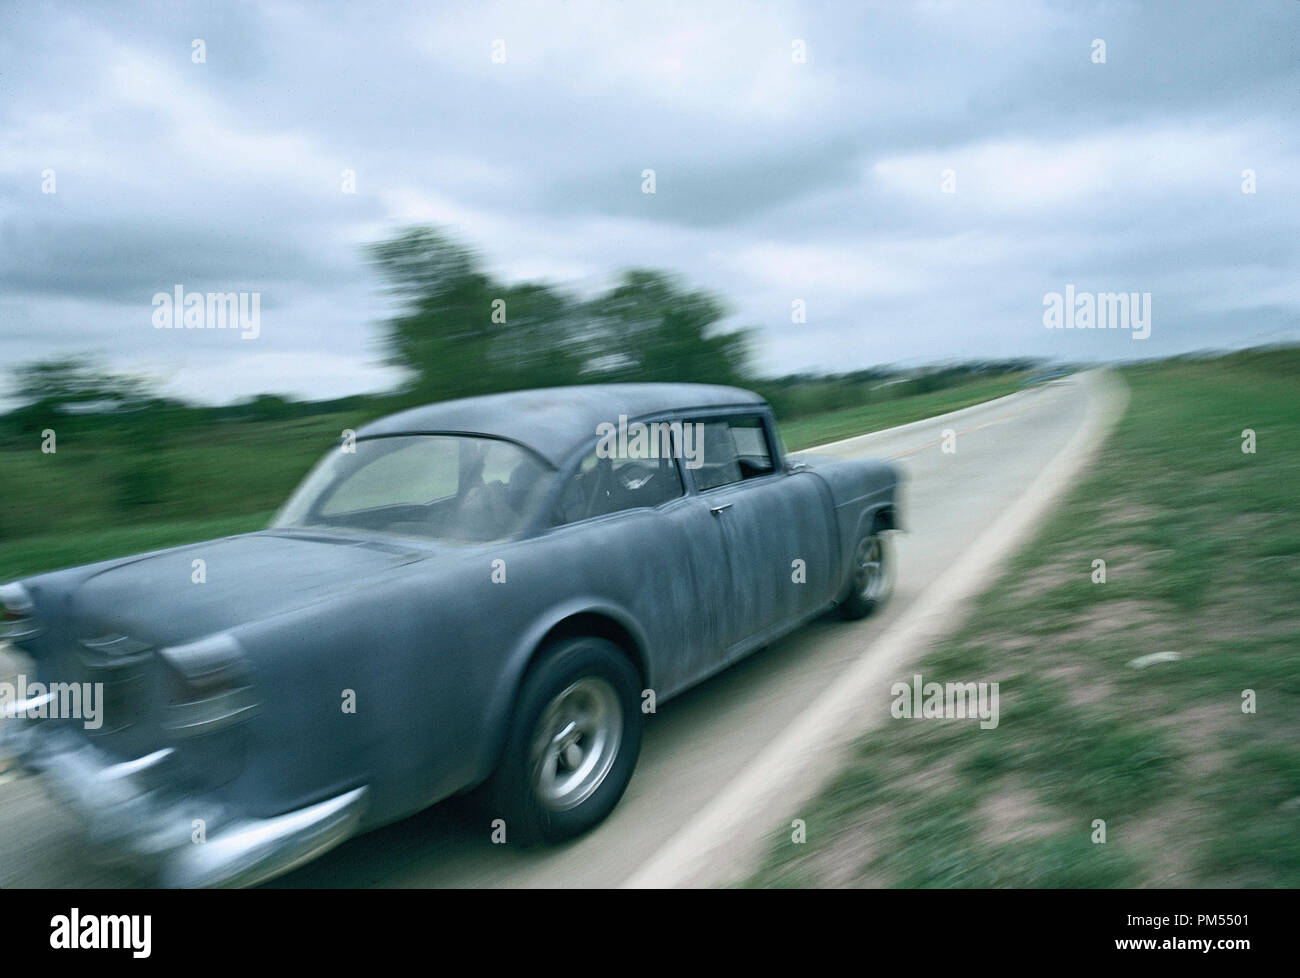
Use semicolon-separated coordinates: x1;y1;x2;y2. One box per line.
692;416;776;491
555;445;685;525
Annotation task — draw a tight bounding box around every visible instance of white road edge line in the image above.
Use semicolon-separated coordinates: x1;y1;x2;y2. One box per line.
621;370;1129;888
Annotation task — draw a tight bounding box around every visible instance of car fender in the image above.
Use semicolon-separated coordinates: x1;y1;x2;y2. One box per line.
474;595;651;782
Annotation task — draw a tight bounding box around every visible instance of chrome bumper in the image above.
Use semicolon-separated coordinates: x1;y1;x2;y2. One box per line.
2;715;366;888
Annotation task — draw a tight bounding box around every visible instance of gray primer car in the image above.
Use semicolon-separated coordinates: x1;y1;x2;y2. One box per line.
1;383;900;886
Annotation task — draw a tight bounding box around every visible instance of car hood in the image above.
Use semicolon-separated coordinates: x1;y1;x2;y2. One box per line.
63;530;436;647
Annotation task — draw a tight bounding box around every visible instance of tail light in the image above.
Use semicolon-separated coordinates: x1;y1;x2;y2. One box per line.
159;634;258;737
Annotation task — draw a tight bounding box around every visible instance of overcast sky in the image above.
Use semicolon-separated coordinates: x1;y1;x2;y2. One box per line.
2;0;1297;406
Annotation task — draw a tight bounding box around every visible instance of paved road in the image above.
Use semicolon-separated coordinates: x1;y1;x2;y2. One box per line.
0;373;1100;888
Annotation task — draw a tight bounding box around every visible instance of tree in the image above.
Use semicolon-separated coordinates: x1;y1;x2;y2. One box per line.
9;356;152;409
369;227;499;402
369;227;584;401
368;226;751;402
583;270;750;385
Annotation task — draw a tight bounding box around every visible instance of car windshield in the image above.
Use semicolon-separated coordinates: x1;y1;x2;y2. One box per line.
273;435;552;544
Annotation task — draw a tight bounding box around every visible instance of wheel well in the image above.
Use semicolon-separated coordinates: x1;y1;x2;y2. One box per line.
839;506;895;604
534;612;647;687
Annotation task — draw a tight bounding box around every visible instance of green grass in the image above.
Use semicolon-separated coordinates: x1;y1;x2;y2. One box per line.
779;373;1030;451
746;347;1300;888
0;407;376;581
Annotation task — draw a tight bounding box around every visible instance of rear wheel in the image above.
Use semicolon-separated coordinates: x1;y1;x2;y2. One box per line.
483;636;642;844
839;526;894;619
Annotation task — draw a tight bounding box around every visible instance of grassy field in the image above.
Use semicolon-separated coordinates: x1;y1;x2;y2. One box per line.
0;408;359;582
0;372;1032;581
780;373;1028;451
747;347;1300;887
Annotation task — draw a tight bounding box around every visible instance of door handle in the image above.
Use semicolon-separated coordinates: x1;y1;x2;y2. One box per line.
709;503;733;516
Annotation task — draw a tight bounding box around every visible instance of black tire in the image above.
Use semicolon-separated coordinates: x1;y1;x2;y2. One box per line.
839;525;894;620
482;636;643;845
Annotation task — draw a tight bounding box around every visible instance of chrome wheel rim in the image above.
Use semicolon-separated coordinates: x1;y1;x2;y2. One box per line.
853;533;886;602
529;677;623;812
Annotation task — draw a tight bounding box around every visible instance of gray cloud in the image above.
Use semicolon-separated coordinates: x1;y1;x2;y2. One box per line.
1;0;1297;405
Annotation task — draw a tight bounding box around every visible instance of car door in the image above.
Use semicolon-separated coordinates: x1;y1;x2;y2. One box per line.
547;430;732;696
684;413;835;658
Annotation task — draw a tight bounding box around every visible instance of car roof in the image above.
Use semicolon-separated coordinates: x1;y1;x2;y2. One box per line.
357;382;767;466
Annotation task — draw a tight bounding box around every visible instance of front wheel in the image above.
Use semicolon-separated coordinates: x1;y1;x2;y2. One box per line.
483;636;643;845
839;526;894;619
